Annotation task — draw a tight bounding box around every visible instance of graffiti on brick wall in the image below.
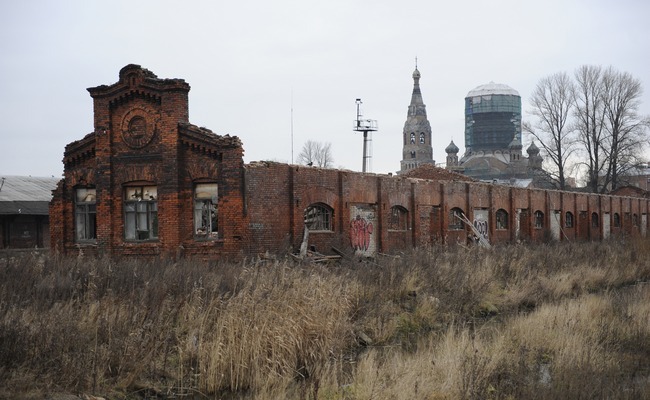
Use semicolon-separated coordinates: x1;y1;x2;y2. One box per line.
473;208;489;243
350;204;376;256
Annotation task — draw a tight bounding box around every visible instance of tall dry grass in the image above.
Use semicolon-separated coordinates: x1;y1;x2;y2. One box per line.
0;237;649;399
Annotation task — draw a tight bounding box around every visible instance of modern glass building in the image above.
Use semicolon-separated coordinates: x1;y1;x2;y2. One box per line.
464;82;521;153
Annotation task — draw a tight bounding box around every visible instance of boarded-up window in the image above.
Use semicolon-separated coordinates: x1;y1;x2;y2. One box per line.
388;206;408;231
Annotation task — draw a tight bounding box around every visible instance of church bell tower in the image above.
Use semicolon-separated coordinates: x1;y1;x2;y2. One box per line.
400;62;434;172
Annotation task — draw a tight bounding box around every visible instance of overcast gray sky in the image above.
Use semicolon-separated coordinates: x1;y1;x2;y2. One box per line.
1;0;649;178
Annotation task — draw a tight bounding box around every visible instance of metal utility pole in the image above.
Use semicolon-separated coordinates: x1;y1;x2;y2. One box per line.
353;99;378;173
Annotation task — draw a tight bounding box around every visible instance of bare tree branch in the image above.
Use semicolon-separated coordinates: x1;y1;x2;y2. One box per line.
297;140;334;168
525;72;577;189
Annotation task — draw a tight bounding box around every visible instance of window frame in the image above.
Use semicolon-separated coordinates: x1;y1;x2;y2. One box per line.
74;187;97;242
194;183;219;240
613;213;621;228
304;203;334;232
123;185;158;241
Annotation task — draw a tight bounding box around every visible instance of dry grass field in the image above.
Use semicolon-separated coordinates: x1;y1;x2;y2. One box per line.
1;238;649;399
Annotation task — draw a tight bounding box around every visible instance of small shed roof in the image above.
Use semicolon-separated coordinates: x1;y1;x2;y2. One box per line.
0;175;60;215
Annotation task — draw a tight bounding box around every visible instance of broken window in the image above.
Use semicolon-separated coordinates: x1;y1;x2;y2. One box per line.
496;209;508;230
388;206;408;231
534;210;544;229
124;185;158;241
565;211;574;228
448;207;465;230
194;183;218;239
75;188;96;242
304;203;333;231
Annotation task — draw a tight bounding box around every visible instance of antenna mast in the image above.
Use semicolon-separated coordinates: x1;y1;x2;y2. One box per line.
353;99;378;173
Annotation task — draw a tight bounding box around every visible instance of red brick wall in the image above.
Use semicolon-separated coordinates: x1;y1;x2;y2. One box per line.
49;65;650;260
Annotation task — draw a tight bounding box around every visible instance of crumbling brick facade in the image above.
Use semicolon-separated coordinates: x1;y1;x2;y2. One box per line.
50;66;650;260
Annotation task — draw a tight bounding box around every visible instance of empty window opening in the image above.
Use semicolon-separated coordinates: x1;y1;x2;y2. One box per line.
304;203;333;231
449;207;465;230
496;209;508;230
75;188;96;242
534;210;544;229
565;211;574;228
124;185;158;241
194;183;218;239
613;213;621;227
592;212;599;228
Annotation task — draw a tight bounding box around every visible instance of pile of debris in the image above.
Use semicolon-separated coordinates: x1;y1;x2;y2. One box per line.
401;163;475;182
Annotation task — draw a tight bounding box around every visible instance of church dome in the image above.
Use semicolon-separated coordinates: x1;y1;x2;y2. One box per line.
467;82;519;97
527;141;540;155
445;140;459;154
509;137;523;150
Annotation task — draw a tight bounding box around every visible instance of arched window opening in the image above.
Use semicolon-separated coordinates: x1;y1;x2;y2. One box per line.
565;211;574;228
534;210;544;229
496;209;508;230
304;203;333;231
592;212;599;228
388;206;409;231
419;132;425;144
613;213;621;228
449;207;465;230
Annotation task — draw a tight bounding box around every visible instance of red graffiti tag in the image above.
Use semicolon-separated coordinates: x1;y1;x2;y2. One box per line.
350;214;373;251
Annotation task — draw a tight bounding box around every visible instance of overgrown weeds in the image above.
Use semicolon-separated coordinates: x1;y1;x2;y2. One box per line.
1;238;649;399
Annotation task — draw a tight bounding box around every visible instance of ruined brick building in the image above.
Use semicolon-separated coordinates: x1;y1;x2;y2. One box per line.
50;65;650;259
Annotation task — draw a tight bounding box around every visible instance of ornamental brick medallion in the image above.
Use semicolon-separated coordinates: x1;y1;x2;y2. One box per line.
121;109;156;148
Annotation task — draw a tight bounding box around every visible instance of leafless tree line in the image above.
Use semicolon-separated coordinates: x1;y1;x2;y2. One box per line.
297;140;334;168
524;65;650;192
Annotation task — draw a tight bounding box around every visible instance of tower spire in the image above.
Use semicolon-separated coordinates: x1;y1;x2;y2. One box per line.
400;63;434;173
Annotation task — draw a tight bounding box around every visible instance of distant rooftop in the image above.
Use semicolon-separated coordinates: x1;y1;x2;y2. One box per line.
467;82;519;97
0;175;60;215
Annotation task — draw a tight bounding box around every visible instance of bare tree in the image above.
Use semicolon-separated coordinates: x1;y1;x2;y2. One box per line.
524;72;577;190
573;65;607;193
600;67;649;191
297;140;334;168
